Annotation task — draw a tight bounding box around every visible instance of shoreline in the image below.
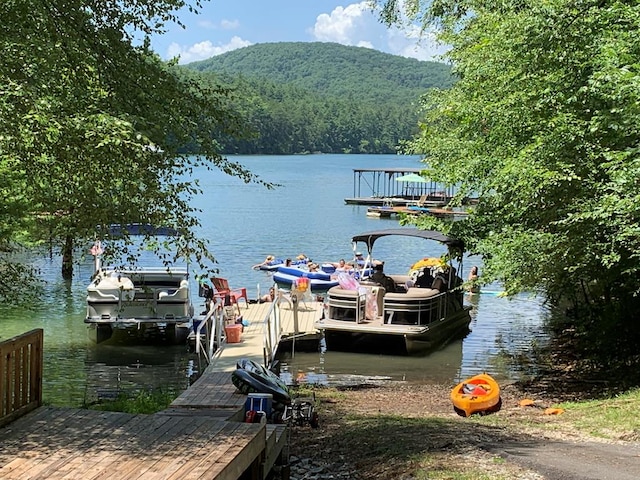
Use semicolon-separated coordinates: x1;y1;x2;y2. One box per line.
284;381;640;479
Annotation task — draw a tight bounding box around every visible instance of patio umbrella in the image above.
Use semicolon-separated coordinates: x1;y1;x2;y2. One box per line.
395;173;427;183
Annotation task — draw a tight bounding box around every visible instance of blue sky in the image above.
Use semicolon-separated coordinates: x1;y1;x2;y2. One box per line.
150;1;448;64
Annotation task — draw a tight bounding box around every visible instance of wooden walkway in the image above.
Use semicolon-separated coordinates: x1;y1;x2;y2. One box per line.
206;297;323;372
0;300;323;479
0;406;267;480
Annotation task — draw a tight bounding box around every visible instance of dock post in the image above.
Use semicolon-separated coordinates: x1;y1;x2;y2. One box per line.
291;292;300;335
290;291;300;358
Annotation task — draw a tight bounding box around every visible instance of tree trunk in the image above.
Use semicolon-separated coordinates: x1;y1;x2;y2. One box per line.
62;235;74;279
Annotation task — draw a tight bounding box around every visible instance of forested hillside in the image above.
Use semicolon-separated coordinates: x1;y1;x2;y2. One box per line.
185;42;454;154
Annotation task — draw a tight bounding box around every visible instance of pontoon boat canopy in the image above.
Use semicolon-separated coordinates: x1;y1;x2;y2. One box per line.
352;228;464;252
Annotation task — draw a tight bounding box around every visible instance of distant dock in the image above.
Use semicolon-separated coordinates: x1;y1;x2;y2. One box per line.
345;167;454;206
366;205;469;219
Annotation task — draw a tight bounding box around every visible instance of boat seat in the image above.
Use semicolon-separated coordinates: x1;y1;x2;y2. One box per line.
403;287;440;298
388;274;411;288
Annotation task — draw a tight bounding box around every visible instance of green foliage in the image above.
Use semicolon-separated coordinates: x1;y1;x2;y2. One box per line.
189;42;455;104
389;1;640;322
0;1;267;293
186;42;455;154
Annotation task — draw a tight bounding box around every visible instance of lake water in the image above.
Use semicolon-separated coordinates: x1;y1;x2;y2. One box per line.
0;154;549;406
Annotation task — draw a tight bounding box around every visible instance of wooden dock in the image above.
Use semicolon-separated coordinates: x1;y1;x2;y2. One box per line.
199;296;323;372
366;205;469;219
0;299;324;479
0;406;268;480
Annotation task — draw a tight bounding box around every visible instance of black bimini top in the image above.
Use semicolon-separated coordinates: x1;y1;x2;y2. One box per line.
352;228;464;252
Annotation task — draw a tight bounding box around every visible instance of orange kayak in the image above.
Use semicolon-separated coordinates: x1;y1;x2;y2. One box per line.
451;373;501;417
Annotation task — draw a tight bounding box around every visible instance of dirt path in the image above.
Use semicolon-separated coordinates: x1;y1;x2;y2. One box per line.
485;438;640;480
287;382;640;479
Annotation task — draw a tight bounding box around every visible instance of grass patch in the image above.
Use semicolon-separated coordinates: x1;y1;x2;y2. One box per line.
85;388;179;414
414;455;520;480
558;387;640;440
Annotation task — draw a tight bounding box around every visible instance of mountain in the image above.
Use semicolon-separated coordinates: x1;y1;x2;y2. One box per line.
187;42;454;106
184;42;455;155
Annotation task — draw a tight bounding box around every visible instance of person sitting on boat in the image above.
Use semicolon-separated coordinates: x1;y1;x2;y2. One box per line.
352;251;377;269
409;266;434;289
308;263;320;272
285;258;292;267
370;262;397;293
252;255;276;270
431;266;450;292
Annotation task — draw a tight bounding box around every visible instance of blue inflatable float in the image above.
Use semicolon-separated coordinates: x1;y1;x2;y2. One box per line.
272;266;339;293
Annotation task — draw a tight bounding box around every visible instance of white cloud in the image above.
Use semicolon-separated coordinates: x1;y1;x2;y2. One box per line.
312;3;383;45
167;36;252;64
197;19;216;29
197;18;239;30
311;1;448;61
220;19;240;30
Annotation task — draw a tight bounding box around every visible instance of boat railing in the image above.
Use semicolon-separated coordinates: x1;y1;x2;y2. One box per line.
87;279;192;323
383;290;447;325
326;287;367;323
263;290;289;366
327;285;453;326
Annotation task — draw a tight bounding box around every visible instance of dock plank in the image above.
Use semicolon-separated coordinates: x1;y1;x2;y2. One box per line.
84;416;223;480
0;407;267;480
176;422;265;480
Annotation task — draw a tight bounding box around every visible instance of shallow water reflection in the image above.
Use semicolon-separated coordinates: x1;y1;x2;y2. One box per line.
277;290;550;387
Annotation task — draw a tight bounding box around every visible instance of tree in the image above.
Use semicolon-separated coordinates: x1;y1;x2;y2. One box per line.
376;1;640;324
0;0;269;300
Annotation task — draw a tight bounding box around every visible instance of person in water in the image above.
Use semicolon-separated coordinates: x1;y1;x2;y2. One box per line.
332;259;354;272
252;255;276;270
466;266;480;293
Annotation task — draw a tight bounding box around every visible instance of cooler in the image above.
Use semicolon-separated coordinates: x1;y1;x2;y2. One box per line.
245;392;273;419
